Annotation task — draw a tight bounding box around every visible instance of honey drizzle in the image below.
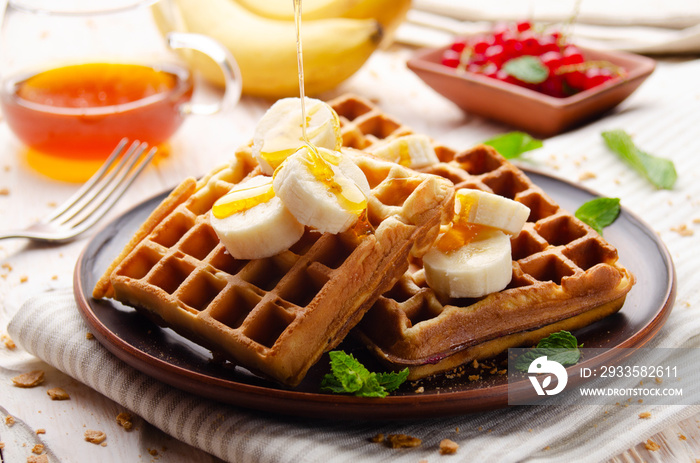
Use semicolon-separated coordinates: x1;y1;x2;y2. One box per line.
435;190;484;253
292;0;367;221
212;179;276;219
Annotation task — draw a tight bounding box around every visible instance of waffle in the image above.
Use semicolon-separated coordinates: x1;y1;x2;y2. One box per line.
93;132;455;386
325;95;635;381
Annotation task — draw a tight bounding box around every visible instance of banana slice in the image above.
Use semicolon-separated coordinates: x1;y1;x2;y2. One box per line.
455;188;530;236
366;134;439;169
423;227;512;299
252;97;342;174
273;145;370;234
210;175;305;260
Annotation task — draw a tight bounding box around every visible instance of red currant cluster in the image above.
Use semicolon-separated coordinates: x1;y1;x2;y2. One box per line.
441;21;625;98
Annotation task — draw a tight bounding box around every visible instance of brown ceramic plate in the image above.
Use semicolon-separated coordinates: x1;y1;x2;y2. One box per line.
407;45;656;137
74;168;675;420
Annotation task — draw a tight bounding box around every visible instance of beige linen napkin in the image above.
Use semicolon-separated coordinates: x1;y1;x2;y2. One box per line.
5;287;700;463
400;0;700;54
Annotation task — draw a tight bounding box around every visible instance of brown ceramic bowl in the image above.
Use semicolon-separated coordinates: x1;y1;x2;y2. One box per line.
407;44;656;137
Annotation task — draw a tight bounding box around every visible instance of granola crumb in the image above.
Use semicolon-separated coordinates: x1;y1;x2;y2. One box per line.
31;444;44;454
385;434;422;449
47;387;70;401
679;433;687;440
671;224;694;237
116;412;133;431
414;386;424;394
639;412;651;419
5;415;15;426
369;433;384;443
86;332;95;340
19;275;28;283
543;446;551;450
84;430;107;445
0;187;9;196
27;455;49;463
467;374;480;382
2;334;16;349
655;377;663;384
439;438;459;455
644;439;660;451
148;448;158;456
36;428;46;434
579;171;596;181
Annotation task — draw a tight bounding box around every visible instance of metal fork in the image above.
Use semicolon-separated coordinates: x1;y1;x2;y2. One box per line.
0;139;156;243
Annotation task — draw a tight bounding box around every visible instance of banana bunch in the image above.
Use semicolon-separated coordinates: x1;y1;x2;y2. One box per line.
153;0;411;98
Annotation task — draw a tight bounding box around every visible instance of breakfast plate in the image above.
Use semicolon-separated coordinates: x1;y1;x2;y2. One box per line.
74;167;675;419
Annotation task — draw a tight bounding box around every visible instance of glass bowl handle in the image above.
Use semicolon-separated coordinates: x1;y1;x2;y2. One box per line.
166;31;242;116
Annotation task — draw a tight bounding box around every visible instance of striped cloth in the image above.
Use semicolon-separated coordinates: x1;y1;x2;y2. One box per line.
7;288;700;463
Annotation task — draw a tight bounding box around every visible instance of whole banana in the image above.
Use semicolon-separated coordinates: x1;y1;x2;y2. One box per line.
235;0;412;46
153;0;384;98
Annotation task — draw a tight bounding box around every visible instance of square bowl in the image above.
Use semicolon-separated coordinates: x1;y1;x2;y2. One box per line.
407;44;656;137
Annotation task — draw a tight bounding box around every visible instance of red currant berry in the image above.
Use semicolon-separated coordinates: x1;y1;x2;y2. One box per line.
563;70;586;91
473;38;490;54
450;38;468;53
516;20;532;32
441;49;461;68
539;51;562;71
484;44;506;67
561;46;584;65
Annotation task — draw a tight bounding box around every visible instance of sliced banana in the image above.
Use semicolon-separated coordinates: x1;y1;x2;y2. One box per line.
210;175;305;260
455;188;530;236
423;227;512;299
366;134;439;169
252;97;342;175
273;145;370;234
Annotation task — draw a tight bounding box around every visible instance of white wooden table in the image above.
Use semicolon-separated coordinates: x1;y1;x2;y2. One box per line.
1;43;700;462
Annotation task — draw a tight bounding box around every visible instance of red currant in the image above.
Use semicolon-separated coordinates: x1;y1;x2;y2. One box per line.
450;38;468;53
441;49;461;68
516;20;532;32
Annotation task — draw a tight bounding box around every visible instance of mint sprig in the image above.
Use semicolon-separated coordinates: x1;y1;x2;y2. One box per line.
514;331;582;371
503;56;549;84
483;131;543;159
575;197;621;235
321;351;408;398
601;130;677;189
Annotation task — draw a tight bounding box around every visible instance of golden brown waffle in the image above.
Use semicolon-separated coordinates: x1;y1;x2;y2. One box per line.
93;135;454;386
324;95;634;381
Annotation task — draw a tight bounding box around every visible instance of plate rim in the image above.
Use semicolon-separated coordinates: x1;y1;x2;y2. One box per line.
73;166;676;419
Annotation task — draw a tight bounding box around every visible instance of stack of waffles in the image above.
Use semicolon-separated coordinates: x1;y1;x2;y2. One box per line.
93;124;455;387
94;94;634;387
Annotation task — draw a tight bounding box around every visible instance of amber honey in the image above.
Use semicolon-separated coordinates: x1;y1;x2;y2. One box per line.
1;62;193;163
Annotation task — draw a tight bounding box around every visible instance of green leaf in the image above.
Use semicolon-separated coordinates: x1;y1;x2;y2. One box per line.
375;368;409;392
601;130;677;189
536;331;579;350
326;350;370;393
503;56;549;84
483;131;543;159
514;331;581;371
575;197;621;235
321;351;408;397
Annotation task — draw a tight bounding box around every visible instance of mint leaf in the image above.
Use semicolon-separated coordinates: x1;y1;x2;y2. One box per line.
321;351;408;398
503;56;549;84
601;130;677;189
376;369;409;392
327;350;370;393
575;197;621;235
514;331;581;371
357;374;388;398
483;131;543;159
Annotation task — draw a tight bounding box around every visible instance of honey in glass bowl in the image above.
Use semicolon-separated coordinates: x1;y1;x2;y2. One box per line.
1;62;194;160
